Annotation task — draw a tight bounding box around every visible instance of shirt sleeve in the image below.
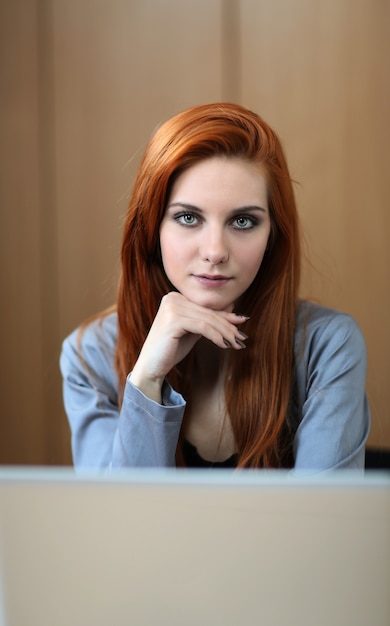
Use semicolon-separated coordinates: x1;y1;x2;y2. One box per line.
293;311;370;471
59;325;186;469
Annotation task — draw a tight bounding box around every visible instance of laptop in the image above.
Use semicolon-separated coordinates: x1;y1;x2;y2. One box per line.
0;468;389;626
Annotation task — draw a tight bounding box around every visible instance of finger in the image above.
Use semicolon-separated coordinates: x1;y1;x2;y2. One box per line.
172;312;248;351
159;293;249;350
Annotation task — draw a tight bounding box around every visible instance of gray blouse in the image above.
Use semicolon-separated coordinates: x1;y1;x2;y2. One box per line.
60;300;370;471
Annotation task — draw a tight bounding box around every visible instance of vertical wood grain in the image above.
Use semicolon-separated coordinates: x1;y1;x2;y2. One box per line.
0;0;46;463
52;0;225;462
1;0;388;464
52;0;225;341
240;0;390;446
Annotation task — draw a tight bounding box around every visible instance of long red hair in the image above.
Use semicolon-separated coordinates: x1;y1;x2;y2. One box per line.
117;102;301;468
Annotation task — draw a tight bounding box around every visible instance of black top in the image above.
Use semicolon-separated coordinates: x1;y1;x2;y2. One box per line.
183;440;237;468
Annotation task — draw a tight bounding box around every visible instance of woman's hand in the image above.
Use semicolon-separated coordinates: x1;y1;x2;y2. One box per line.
129;292;248;402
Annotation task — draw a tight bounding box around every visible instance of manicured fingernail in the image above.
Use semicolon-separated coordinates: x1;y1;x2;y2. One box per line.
236;314;250;320
238;331;248;340
235;339;246;349
223;339;232;348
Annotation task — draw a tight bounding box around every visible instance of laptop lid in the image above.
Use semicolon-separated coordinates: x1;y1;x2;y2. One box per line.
0;468;389;626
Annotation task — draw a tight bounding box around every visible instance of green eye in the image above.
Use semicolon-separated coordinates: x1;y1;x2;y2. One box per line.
174;212;199;226
234;216;257;229
183;214;196;224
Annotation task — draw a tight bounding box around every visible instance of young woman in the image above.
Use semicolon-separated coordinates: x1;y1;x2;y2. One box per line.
60;102;370;470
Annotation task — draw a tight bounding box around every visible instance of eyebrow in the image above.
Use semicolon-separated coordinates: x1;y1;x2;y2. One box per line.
167;202;267;214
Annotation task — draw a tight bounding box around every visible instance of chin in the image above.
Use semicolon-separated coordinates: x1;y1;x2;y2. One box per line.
188;294;234;312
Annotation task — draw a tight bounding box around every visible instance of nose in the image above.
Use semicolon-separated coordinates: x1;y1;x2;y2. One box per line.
200;226;229;265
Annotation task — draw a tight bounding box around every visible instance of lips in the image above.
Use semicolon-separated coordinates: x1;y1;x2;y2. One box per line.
192;274;232;288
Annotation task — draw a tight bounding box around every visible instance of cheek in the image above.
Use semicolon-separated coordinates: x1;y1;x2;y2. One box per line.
160;243;173;275
160;233;187;275
247;254;265;278
239;241;268;277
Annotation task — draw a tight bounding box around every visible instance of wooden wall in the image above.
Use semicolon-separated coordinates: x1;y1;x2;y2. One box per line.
1;0;388;465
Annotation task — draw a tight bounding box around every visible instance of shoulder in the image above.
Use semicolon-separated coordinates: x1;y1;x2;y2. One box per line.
295;300;366;353
80;310;118;352
63;310;118;356
294;300;367;379
60;311;118;387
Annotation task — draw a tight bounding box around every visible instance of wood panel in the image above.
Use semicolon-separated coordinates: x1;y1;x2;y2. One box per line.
0;0;46;463
240;0;390;446
1;0;388;464
52;0;225;341
1;0;226;464
53;0;225;461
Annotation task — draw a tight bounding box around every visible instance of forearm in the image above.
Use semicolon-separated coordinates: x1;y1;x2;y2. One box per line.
110;377;186;468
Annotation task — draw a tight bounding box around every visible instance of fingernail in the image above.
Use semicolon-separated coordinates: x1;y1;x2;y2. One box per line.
238;331;248;340
235;339;246;349
236;314;250;320
223;339;232;348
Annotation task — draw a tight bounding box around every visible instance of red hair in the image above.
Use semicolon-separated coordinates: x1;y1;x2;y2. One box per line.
117;103;301;468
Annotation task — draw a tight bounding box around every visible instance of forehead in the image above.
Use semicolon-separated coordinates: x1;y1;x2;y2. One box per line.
169;156;269;205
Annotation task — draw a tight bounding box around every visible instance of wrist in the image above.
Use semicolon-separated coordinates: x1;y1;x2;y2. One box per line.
129;369;164;404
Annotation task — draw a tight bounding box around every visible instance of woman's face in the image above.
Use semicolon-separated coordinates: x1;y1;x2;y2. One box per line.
159;156;271;311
